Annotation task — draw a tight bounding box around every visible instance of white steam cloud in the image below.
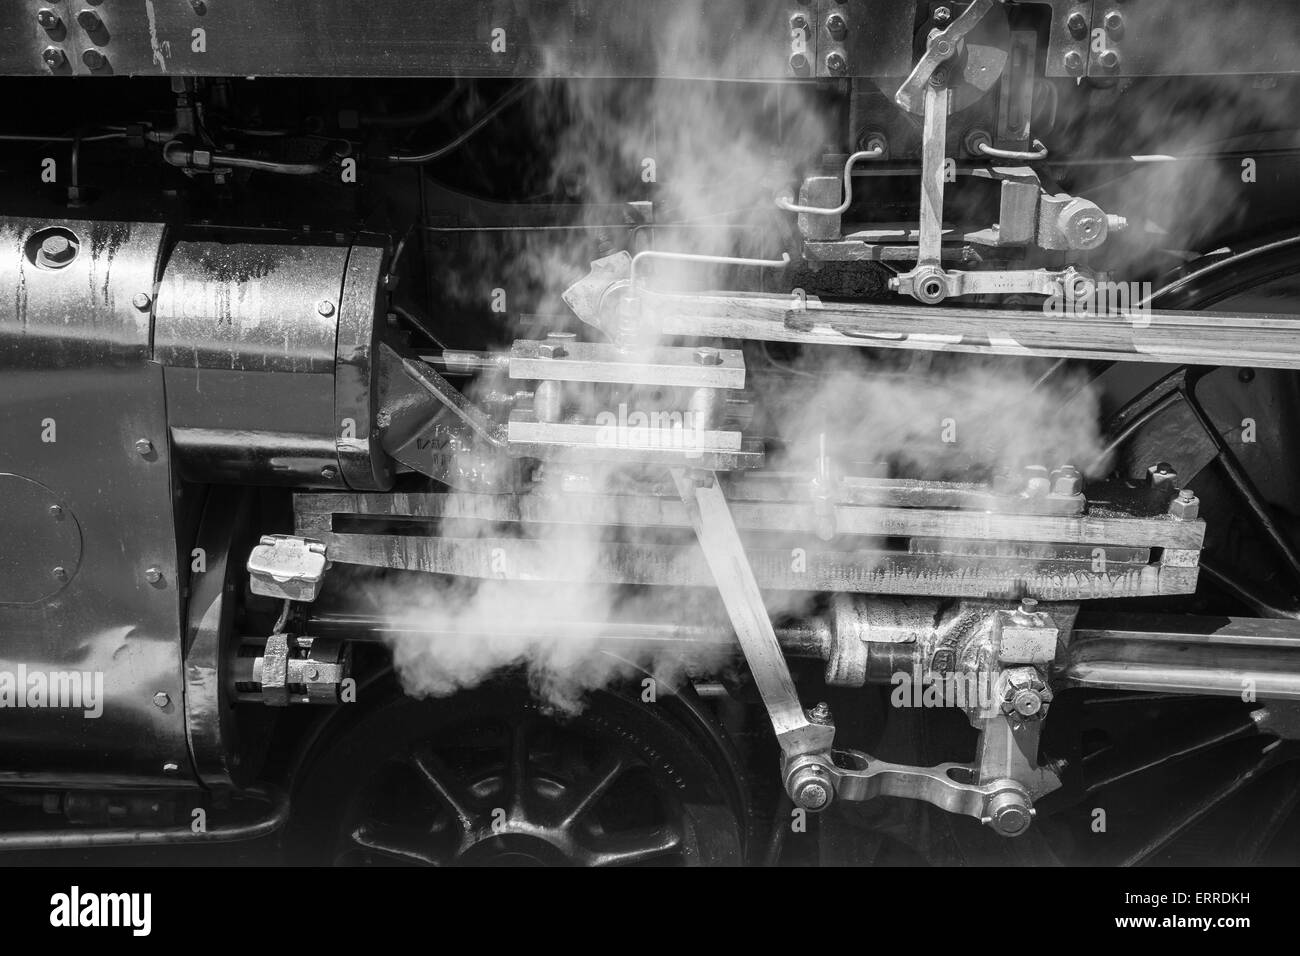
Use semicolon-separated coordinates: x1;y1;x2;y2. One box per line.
375;8;1114;711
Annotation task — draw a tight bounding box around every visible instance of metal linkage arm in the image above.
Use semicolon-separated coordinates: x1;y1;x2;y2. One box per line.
829;713;1061;838
671;468;837;810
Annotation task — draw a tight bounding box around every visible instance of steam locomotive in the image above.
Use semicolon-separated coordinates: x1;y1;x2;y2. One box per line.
1;0;1298;866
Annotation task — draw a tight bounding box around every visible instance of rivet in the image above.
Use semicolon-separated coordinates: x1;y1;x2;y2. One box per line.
132;291;152;311
48;504;63;518
317;300;336;317
162;762;180;774
135;438;154;456
51;566;67;581
152;691;170;708
81;49;105;71
144;566;163;584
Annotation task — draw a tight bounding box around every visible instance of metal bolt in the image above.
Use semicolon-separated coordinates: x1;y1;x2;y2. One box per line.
985;790;1033;836
1066;11;1087;37
826;52;847;75
152;692;170;708
49;504;63;519
798;781;829;808
789;766;832;810
789;13;809;32
51;566;67;581
132;291;152;311
826;13;847;40
693;347;722;367
933;6;952;25
1011;688;1044;717
305;665;320;681
1169;489;1199;520
81;49;105;70
316;299;336;317
1024;465;1051;497
76;9;102;31
788;52;810;76
190;0;207;13
1051;464;1083;496
1103;10;1123;34
144;566;163;584
42;47;66;69
1098;49;1120;70
135;438;154;457
321;466;337;480
37;9;62;30
1019;597;1039;615
807;701;833;725
38;233;76;266
1063;50;1084;73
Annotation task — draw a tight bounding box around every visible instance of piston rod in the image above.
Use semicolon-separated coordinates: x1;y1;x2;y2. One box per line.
1063;614;1300;699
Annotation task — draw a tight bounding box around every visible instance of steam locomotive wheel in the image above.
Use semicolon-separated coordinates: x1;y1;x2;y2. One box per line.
288;682;749;866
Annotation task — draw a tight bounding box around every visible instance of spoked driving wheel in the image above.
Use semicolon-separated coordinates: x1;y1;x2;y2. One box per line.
288;681;750;866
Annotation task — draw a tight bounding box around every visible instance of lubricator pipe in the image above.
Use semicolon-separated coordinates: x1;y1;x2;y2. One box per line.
0;787;288;851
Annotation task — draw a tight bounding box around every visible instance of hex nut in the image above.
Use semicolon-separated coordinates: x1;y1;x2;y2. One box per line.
1051;465;1083;496
1023;465;1051;497
1168;490;1200;520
